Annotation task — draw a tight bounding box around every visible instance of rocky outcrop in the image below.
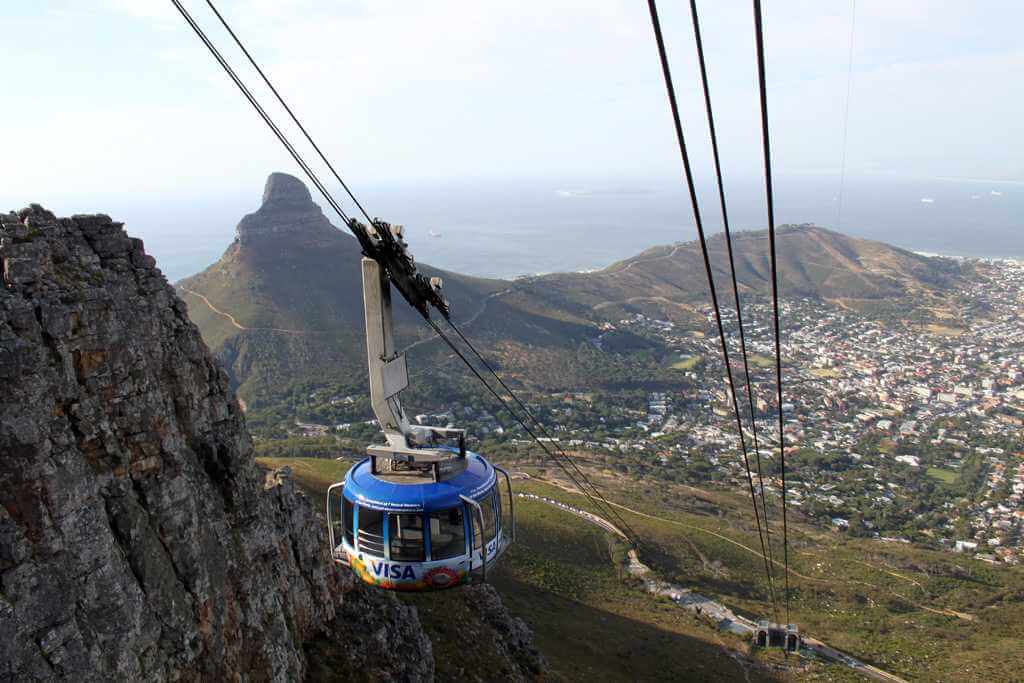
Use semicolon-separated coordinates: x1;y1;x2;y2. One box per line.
457;584;546;681
0;204;545;682
235;172;343;247
178;173;507;408
0;205;432;681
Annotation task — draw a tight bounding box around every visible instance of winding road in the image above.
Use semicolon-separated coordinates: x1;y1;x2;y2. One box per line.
402;287;513;353
179;287;317;335
609;243;688;274
522;479;908;682
534;474;974;622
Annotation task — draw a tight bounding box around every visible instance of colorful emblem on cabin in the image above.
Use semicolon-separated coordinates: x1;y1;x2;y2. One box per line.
423;566;461;588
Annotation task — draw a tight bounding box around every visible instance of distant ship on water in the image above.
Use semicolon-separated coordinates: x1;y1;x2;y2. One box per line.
428;229;442;238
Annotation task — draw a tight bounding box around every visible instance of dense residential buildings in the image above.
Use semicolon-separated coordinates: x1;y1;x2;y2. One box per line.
287;258;1023;563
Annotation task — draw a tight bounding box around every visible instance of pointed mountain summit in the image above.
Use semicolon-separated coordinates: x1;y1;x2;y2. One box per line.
263;171;313;206
178;173;513;404
235;172;343;248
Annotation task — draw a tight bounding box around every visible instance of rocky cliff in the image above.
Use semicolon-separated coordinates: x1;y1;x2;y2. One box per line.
0;206;440;680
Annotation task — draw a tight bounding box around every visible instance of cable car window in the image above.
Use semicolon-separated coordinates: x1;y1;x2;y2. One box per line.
429;507;466;560
494;485;504;531
389;513;425;562
479;491;495;544
343;497;355;547
472;504;483;551
474;489;498;550
357;506;385;556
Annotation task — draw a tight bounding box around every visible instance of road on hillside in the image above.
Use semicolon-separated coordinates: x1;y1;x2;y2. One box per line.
520;479;908;683
179;287;320;335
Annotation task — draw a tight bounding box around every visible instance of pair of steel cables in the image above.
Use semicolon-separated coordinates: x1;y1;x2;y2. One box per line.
645;0;792;623
169;0;639;546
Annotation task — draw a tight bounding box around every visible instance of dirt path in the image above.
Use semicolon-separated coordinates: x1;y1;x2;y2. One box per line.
527;479;908;683
534;475;816;577
463;287;512;326
609;243;687;274
179;287;318;335
403;287;512;353
592;295;694;313
801;550;925;591
606;492;975;621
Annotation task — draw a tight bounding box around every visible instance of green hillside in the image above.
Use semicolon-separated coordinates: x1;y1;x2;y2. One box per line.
180;176;962;416
523;224;962;323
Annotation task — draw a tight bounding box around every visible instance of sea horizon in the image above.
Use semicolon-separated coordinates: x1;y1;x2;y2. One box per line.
9;174;1019;283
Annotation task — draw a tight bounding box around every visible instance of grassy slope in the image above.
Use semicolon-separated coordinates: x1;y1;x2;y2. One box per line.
491;490;768;682
525;464;1024;682
530;226;961;323
260;455;1024;680
183;224;963;404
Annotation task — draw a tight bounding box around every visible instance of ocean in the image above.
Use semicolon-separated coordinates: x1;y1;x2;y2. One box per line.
71;175;1023;282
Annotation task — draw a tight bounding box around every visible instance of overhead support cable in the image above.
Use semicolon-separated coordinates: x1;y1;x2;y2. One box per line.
646;0;778;621
444;319;641;543
168;1;355;233
203;0;377;227
752;0;792;625
174;0;637;546
686;0;776;576
835;0;858;232
426;319;638;545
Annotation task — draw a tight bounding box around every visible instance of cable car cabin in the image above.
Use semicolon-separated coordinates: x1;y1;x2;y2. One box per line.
754;620;800;653
326;448;514;591
324;249;516;591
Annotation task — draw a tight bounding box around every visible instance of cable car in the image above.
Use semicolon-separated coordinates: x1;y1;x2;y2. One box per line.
327;443;514;590
326;222;514;590
754;620;800;653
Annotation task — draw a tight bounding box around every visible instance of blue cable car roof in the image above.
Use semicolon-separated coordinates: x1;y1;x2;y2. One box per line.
343;449;497;513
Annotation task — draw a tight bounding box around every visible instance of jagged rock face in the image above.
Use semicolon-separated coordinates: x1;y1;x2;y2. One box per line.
0;206;433;681
235;172;342;247
453;584;546;682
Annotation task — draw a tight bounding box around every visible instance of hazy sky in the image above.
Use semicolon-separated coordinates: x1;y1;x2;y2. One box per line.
3;1;1023;214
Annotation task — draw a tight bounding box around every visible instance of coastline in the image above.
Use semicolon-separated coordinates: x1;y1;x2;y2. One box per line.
914;250;1023;264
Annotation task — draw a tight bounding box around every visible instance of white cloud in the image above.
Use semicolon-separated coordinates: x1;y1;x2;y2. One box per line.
3;0;1023;204
101;0;179;29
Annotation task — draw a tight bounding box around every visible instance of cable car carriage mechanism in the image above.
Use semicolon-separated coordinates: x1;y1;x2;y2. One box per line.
326;220;514;591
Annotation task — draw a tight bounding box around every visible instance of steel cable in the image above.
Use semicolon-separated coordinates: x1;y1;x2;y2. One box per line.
203;0;377;228
647;0;779;621
173;0;638;545
752;0;792;625
427;320;638;544
444;319;641;543
835;0;858;233
687;0;777;580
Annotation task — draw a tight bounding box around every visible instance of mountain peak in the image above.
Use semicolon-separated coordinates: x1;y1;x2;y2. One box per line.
235;172;342;247
262;171;313;208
